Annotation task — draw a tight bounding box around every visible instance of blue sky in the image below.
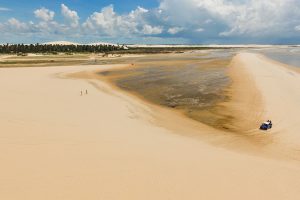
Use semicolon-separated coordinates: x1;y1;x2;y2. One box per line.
1;0;300;44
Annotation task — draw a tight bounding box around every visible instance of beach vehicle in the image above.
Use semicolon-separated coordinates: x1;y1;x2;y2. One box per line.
260;120;272;130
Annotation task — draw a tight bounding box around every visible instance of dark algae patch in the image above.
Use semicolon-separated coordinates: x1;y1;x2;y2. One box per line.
99;52;234;130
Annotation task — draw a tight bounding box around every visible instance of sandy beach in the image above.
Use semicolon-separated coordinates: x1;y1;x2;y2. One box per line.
1;53;300;199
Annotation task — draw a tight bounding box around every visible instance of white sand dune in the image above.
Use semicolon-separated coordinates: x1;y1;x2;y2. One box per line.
88;42;118;46
42;41;81;45
0;56;300;199
42;41;119;46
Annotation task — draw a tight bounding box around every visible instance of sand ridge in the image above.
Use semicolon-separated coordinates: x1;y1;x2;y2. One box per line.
234;53;300;147
225;53;265;133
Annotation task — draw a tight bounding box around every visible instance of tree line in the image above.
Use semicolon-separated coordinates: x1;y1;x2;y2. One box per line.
0;43;126;54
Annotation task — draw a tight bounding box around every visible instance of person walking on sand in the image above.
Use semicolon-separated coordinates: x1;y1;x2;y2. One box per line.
80;91;83;96
85;89;88;95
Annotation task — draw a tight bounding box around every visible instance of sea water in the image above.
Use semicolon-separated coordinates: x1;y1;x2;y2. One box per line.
257;47;300;68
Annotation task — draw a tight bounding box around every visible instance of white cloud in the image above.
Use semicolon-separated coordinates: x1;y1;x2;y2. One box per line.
61;4;79;28
196;28;204;32
142;24;163;35
129;6;148;18
0;18;33;35
0;17;69;37
35;21;64;33
168;27;184;34
212;0;290;36
0;7;11;11
32;7;70;35
204;19;212;24
295;25;300;31
7;18;28;31
82;5;118;35
159;0;300;39
34;8;55;21
83;5;158;36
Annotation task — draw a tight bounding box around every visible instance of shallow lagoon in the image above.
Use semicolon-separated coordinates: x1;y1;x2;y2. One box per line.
99;50;235;130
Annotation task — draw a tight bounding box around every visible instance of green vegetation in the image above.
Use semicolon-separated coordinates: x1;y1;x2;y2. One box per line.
0;43;238;55
0;43;125;54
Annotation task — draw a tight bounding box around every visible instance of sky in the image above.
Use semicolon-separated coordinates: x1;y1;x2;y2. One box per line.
1;0;300;44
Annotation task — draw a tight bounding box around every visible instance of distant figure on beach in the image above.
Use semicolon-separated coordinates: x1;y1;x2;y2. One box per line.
80;91;83;96
86;89;88;95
